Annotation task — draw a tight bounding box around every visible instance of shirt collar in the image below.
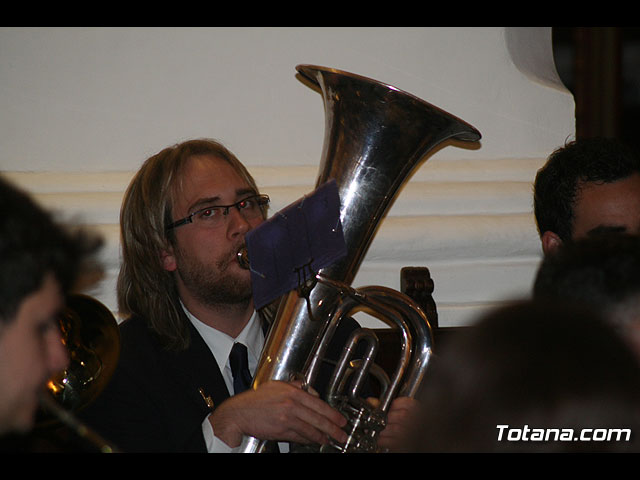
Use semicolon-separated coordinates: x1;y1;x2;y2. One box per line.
182;302;264;376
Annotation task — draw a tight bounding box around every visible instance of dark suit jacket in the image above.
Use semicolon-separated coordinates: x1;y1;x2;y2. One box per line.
81;313;363;453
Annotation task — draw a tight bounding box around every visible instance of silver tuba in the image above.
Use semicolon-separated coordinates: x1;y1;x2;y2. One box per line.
240;65;481;452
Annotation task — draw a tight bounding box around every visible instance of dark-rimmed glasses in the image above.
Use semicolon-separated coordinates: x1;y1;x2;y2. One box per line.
166;194;270;231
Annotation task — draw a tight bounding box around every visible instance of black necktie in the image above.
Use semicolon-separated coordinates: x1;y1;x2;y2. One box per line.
229;342;253;395
230;340;280;453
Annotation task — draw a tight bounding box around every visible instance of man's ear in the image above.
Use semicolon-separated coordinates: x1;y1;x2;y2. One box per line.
541;231;563;256
161;247;177;272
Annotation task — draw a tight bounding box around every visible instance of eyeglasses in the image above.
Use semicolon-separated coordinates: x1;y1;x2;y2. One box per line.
166;194;270;231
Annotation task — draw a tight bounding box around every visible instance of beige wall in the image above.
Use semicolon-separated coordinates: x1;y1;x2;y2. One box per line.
0;27;575;328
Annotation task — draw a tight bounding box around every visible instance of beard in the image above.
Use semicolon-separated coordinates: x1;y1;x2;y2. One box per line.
174;243;253;309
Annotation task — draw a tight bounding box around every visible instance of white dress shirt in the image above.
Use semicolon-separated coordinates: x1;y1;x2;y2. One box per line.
183;304;265;453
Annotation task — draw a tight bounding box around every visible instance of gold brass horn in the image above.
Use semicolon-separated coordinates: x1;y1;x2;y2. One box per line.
46;294;120;411
240;65;481;453
37;293;121;452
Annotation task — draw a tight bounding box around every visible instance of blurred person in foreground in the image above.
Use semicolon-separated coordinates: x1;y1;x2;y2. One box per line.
534;233;640;361
403;300;640;452
0;175;102;438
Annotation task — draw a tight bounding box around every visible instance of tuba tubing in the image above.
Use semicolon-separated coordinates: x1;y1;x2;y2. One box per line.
302;277;433;452
303;278;414;414
239;65;481;452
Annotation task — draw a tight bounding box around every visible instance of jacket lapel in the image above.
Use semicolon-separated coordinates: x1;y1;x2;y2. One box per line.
162;322;231;415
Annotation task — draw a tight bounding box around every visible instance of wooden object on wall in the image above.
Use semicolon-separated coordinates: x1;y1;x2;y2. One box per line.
370;266;440;381
400;266;438;329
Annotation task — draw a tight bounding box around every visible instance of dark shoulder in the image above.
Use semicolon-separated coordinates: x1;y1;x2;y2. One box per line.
119;314;152;336
116;315;167;369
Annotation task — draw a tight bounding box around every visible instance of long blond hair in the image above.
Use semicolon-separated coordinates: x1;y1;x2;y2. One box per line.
117;139;261;351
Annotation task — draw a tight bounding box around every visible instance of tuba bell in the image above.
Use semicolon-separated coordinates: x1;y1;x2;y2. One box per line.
240;65;481;452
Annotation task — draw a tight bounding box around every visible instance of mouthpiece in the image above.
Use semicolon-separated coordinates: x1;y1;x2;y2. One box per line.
237;247;250;269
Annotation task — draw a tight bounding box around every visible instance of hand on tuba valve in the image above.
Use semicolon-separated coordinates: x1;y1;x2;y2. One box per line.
299;278;433;453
